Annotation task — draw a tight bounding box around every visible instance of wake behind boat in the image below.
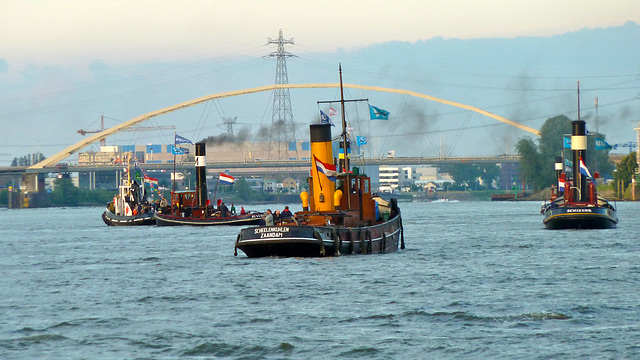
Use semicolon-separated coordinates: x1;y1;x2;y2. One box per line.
235;66;404;257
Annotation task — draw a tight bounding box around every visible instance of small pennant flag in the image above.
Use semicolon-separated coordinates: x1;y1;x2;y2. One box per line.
369;105;390;120
144;175;158;185
595;138;612;150
175;134;193;144
329;107;338;117
171;146;184;155
219;172;235;184
320;110;335;126
356;136;367;146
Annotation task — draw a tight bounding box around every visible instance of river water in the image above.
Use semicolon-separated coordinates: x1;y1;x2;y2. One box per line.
1;201;639;359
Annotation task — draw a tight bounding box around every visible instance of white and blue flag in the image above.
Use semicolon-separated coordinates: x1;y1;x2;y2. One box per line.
369;105;390;120
175;134;193;144
320;110;335;126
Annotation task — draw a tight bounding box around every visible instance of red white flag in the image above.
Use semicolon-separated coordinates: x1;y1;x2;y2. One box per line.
219;173;235;184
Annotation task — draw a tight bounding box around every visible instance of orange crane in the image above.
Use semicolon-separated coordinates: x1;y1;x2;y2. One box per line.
78;115;175;146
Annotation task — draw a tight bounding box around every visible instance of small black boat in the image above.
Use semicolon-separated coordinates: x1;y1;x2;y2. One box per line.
541;83;617;229
102;208;155;226
102;157;156;226
235;67;405;257
154;142;262;226
155;208;262;226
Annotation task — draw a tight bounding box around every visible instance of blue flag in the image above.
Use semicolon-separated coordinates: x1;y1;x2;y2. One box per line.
171;146;184;155
369;105;390;120
320;110;335;126
595;138;612;150
175;134;193;144
563;136;571;149
356;136;367;146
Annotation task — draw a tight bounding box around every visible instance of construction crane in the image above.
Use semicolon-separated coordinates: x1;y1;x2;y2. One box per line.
78;115;175;146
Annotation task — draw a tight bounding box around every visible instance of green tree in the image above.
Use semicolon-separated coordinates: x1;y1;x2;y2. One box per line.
515;114;613;191
538;115;573;158
515;137;546;190
50;177;80;206
11;152;46;166
443;163;500;190
612;151;637;197
234;178;252;201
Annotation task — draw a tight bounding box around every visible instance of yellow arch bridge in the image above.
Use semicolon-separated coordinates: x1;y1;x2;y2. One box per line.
29;83;540;170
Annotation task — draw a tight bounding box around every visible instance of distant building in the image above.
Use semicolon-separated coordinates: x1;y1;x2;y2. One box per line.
379;165;454;192
77;141;312;166
243;177;264;192
282;177;298;193
497;163;521;190
379;165;400;192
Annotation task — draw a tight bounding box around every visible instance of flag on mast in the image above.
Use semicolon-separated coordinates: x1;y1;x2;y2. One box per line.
314;156;337;182
579;156;592;178
219;173;235;184
369;105;390;120
144;175;158;185
175;134;193;144
320;110;335;126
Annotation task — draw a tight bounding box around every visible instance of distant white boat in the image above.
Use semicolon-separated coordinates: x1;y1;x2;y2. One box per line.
431;198;459;203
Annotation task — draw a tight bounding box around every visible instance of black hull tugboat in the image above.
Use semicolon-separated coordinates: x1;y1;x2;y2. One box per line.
154;142;263;226
541;83;617;229
103;209;155;226
155;211;263;226
235;68;405;257
102;156;155;226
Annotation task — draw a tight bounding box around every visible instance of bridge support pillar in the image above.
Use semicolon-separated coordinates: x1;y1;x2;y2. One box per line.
19;173;48;208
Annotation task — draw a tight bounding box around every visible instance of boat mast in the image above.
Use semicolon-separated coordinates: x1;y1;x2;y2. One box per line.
571;81;588;202
317;65;368;210
339;64;351;209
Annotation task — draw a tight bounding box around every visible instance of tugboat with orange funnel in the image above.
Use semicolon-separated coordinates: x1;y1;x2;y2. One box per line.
154;142;263;226
234;67;404;257
541;83;617;229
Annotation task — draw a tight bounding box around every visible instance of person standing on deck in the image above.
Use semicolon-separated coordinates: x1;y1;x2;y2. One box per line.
264;209;274;226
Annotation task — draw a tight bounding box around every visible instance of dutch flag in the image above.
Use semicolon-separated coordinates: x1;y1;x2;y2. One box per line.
314;156;337;182
579;156;592;178
219;172;235;184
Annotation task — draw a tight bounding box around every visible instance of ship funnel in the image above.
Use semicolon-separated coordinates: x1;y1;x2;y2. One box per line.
310;124;335;211
555;156;564;196
571;120;587;201
195;142;208;207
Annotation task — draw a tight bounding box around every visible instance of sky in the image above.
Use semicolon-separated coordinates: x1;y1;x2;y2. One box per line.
1;0;640;165
3;0;638;65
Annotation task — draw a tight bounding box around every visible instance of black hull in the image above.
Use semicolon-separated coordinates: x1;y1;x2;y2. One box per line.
154;212;263;226
102;209;156;226
543;205;617;229
235;214;404;258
